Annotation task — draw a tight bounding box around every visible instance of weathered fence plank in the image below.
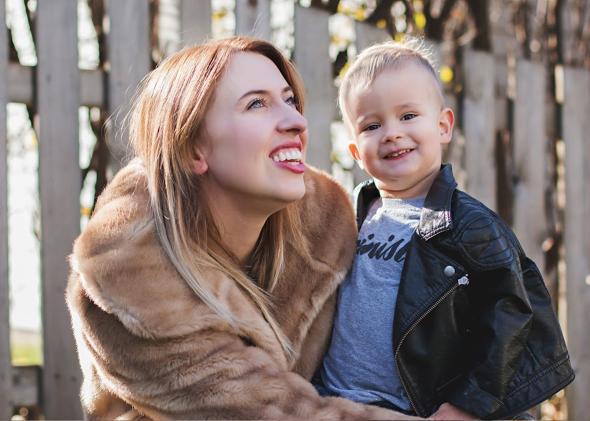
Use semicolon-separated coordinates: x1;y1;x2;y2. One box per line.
462;50;496;211
12;366;41;408
235;0;271;40
107;0;151;171
0;0;12;417
563;66;590;421
355;20;389;52
8;65;104;108
293;5;334;172
36;0;81;418
180;0;211;46
423;39;465;185
513;60;546;270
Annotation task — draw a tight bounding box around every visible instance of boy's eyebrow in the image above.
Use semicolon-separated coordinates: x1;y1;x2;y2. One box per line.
353;101;423;124
395;102;422;109
238;86;293;102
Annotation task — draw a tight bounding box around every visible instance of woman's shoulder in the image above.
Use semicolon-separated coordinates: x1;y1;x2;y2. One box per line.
67;160;218;339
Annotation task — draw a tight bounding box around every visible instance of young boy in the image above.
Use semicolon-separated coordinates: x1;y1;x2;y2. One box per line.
317;40;574;420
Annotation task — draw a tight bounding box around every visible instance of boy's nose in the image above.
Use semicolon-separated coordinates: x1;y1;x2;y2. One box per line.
382;124;403;143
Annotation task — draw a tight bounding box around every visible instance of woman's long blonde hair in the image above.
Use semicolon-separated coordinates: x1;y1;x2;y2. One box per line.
128;37;309;357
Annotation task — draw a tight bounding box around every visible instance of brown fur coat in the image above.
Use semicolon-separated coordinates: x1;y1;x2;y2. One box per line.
66;162;413;420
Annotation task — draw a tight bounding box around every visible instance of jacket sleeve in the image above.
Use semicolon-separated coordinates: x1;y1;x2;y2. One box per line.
69;279;418;421
446;214;534;418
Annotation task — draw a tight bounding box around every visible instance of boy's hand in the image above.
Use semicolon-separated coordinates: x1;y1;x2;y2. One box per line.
431;403;477;420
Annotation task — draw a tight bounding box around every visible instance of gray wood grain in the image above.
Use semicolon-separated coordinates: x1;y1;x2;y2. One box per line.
462;50;496;211
293;5;334;172
0;0;12;416
107;0;151;172
563;66;590;421
180;0;211;46
36;0;82;417
513;60;547;270
235;0;271;40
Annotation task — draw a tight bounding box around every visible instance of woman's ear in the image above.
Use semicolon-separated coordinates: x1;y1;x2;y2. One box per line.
191;145;208;175
439;107;455;145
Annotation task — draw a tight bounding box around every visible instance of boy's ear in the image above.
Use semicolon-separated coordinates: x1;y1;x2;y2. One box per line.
191;145;208;175
348;142;364;169
438;107;455;145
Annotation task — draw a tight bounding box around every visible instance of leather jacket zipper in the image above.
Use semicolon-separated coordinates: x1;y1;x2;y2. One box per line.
394;282;461;416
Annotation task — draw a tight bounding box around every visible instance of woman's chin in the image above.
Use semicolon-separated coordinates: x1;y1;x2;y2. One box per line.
266;183;306;210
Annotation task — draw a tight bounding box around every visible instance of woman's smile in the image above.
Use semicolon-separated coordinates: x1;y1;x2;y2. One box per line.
270;141;305;174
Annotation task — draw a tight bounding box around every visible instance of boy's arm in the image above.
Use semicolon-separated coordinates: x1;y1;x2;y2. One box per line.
445;215;535;418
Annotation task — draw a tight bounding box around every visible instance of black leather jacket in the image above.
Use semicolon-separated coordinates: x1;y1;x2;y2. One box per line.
354;165;574;419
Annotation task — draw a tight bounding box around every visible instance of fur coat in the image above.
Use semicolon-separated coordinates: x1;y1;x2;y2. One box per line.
66;161;413;420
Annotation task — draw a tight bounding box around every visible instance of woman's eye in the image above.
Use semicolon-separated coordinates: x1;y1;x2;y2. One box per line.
285;95;297;107
247;98;266;110
362;123;380;132
401;113;417;121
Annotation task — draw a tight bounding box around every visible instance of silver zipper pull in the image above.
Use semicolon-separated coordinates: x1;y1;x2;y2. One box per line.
458;275;469;286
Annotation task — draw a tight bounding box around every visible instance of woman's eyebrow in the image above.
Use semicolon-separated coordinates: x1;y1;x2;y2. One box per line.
238;86;293;102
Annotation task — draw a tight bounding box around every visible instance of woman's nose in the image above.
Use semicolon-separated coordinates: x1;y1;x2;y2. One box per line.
277;104;308;135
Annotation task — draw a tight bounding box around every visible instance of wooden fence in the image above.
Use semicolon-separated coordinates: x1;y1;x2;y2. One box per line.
0;0;588;419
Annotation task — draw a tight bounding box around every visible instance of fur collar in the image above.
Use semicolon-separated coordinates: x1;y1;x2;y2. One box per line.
70;160;357;372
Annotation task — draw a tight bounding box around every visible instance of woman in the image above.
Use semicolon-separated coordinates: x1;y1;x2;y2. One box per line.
66;37;413;419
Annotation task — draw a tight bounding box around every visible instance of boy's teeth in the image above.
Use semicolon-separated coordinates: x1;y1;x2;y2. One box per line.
389;149;411;158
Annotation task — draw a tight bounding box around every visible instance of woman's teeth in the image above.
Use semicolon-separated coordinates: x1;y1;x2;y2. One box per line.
272;148;302;162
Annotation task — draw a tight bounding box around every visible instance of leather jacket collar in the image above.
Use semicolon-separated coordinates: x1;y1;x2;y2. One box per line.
355;164;457;240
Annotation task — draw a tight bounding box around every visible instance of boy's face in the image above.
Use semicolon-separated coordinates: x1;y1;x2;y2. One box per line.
345;63;454;199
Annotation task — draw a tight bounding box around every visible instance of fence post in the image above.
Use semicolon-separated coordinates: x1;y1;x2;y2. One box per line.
235;0;271;40
512;60;547;271
0;0;12;416
106;0;151;173
293;5;334;173
180;0;211;46
36;0;81;417
462;49;496;211
562;66;590;421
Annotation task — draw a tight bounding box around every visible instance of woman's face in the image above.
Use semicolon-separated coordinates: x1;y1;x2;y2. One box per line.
198;52;308;217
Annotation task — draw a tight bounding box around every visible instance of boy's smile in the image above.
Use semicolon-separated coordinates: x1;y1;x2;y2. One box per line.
346;62;454;199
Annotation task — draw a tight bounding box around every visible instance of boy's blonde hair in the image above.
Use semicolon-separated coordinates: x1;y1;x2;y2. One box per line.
339;38;443;128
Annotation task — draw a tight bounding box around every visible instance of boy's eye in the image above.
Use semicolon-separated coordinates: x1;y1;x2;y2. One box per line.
401;113;417;121
247;98;266;110
361;123;381;132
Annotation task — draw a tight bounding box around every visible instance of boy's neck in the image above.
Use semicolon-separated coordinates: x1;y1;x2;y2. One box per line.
376;167;440;200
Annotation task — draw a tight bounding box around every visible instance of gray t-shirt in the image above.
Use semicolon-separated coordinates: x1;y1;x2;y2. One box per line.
320;196;424;410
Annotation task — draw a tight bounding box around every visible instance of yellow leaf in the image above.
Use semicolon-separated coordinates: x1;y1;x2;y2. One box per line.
339;62;350;78
376;19;386;29
439;66;454;84
414;12;426;29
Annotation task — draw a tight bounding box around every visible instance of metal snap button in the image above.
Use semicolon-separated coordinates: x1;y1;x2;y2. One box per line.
444;265;455;277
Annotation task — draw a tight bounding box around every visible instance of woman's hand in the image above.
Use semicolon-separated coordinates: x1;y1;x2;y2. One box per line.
431;403;477;420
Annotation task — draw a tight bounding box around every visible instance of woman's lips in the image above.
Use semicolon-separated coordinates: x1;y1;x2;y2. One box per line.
274;160;305;174
270;146;305;174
